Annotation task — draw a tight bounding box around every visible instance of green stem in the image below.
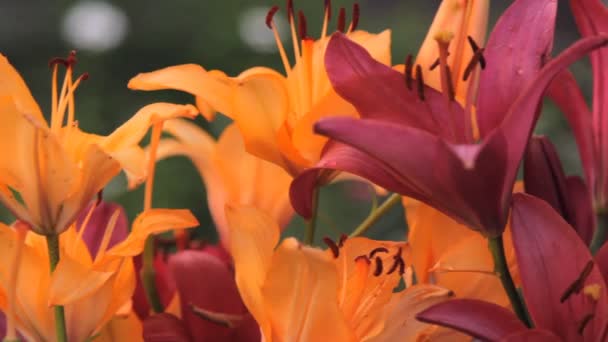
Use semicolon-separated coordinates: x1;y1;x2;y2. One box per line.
590;210;608;254
304;188;320;245
141;236;163;313
350;193;401;238
488;236;531;327
46;235;67;342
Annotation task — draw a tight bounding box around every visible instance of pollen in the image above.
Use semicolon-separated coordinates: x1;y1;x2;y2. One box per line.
584;284;602;301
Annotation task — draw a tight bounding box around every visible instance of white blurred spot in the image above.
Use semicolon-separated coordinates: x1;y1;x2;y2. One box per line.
238;6;289;53
62;1;129;52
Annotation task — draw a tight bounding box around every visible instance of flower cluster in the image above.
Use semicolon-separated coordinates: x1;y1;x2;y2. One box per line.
1;0;608;341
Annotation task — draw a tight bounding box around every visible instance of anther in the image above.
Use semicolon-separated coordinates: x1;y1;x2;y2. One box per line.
286;0;295;23
48;50;78;68
298;10;309;40
323;237;340;258
578;313;594;335
324;0;332;20
80;72;89;81
467;35;486;68
96;189;104;206
387;247;406;275
404;54;413;90
373;257;383;276
337;7;346;33
351;3;360;31
415;65;425;101
429;52;450;71
561;260;594;303
463;50;486;81
266;6;280;29
338;233;348;248
355;255;371;265
369;247;389;258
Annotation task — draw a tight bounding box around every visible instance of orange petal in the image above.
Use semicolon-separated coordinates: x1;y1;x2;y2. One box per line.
94;310;143;342
262;238;356;341
48;254;114;306
231;71;290;170
225;205;280;340
108;209;198;257
0;54;45;126
101;103;197;152
373;284;454;341
128;64;233;120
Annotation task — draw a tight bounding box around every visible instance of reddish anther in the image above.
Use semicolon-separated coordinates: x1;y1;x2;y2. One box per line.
324;0;332;20
338;233;348;248
298;10;308;39
323;237;340;258
373;257;383;276
369;247;389;258
416;65;425;101
287;0;294;22
337;7;346;33
266;6;280;29
404;54;414;90
351;3;360;31
560;260;594;302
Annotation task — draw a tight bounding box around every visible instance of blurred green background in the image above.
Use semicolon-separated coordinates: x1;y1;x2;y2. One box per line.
1;0;591;245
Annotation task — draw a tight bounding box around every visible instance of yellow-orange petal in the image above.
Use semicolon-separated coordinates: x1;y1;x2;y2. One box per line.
231;72;290;170
0;54;45;125
128;64;233;121
94;310;143;342
262;238;356;342
225;205;280;340
48;254;114;306
101;103;198;152
371;284;454;341
108;209;198;257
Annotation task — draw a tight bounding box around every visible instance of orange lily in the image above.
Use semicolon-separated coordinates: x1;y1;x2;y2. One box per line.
128;1;391;175
226;205;453;341
0;203;198;341
155;120;293;247
0;52;197;235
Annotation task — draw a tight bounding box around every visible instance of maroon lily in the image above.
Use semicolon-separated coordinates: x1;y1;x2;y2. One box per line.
548;0;608;211
417;193;608;341
290;0;608;237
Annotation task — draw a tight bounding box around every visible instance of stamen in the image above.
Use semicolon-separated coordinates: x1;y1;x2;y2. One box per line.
349;3;360;32
463;50;486;81
578;313;594;335
429;52;450;71
94;209;121;261
404;54;413;90
387;247;406;275
416;65;425;101
96;189;104;206
321;0;332;39
266;6;292;75
355;255;371;265
286;0;294;23
338;233;348;248
445;65;456;101
369;247;389;258
266;6;280;29
298;10;308;40
561;260;594;303
190;303;244;328
373;257;383;276
323;237;340;258
467;36;486;67
337;7;346;33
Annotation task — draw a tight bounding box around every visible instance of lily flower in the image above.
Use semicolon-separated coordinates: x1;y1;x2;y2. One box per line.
225;205;453;341
0;201;198;341
524;136;595;244
291;0;608;237
154;120;293;248
547;0;608;211
417;193;608;341
128;1;391;176
0;52;197;235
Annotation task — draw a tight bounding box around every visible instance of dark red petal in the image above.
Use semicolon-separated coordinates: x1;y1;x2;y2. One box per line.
511;193;608;340
547;71;595;198
143;313;192;342
565;176;595;245
476;0;557;137
523;136;570;219
324;32;469;143
500;329;561;342
168;250;260;341
307;118;509;236
569;0;608;202
596;242;608;285
76;201;129;258
416;299;526;341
